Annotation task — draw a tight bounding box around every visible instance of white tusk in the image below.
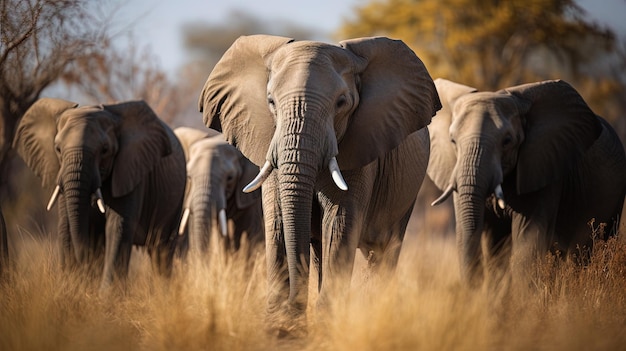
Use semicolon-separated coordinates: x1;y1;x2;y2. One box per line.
494;184;506;209
179;208;190;235
431;184;454;206
95;188;106;213
329;157;348;191
218;209;228;237
47;185;61;211
243;161;272;193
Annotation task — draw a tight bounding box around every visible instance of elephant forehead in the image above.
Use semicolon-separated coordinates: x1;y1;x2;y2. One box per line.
272;41;353;72
190;138;237;159
57;107;116;138
454;93;519;120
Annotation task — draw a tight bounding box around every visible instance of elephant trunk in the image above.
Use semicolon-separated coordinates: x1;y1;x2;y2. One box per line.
278;157;315;314
188;174;227;253
454;139;492;283
62;150;97;263
275;114;325;314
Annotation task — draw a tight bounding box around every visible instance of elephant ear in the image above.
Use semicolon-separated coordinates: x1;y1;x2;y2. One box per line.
503;80;602;194
235;154;262;209
337;37;441;169
104;100;172;197
12;98;78;188
174;126;212;161
198;34;294;166
426;79;477;191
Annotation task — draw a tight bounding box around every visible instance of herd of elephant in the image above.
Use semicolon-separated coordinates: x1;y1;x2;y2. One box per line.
3;34;625;334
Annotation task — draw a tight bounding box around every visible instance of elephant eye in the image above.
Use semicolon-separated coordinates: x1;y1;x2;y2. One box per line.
267;96;276;111
55;145;61;154
102;145;109;155
502;135;513;147
336;95;348;109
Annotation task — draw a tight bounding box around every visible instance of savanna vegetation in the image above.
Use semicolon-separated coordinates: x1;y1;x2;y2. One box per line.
1;0;625;350
1;221;626;350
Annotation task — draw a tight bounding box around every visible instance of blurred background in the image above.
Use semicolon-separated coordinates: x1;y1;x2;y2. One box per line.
1;0;625;243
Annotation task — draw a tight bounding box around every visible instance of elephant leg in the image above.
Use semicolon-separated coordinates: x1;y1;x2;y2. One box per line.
482;208;512;277
150;239;177;278
100;208;135;292
510;189;559;289
368;202;415;274
311;202;323;293
317;204;361;310
147;212;181;277
510;220;546;290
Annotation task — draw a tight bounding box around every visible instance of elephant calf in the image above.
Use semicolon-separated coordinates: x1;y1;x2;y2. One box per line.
174;127;264;256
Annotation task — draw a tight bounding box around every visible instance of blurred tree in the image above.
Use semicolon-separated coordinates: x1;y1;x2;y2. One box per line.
0;0;186;241
0;0;111;170
0;0;114;239
60;35;193;124
337;0;626;135
181;10;318;73
174;10;321;129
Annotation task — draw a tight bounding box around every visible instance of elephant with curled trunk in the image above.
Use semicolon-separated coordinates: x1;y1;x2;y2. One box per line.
174;127;264;255
13;98;186;290
427;78;626;284
199;34;440;332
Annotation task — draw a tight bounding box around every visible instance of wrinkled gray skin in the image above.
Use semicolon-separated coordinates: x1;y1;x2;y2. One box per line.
174;127;264;255
427;78;626;284
199;34;440;331
13;98;186;290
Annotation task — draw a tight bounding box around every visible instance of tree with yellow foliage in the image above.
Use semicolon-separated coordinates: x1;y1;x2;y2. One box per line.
338;0;625;136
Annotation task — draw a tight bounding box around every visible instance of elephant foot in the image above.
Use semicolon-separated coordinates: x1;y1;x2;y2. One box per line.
266;323;308;341
264;304;308;340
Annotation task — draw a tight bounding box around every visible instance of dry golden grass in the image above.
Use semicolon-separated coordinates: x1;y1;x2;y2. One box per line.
1;222;626;351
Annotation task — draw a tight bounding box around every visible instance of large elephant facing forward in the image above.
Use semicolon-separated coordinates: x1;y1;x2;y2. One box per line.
174;127;264;255
428;78;626;283
13;98;186;290
199;35;440;331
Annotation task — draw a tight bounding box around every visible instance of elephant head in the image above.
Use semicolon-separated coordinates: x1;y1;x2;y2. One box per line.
427;78;604;280
13;98;173;264
174;127;261;253
199;35;439;318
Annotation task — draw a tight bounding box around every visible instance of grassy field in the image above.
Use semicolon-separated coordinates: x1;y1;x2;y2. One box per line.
1;220;625;351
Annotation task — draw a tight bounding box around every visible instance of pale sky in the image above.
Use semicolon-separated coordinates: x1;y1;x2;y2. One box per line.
119;0;361;73
119;0;626;74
